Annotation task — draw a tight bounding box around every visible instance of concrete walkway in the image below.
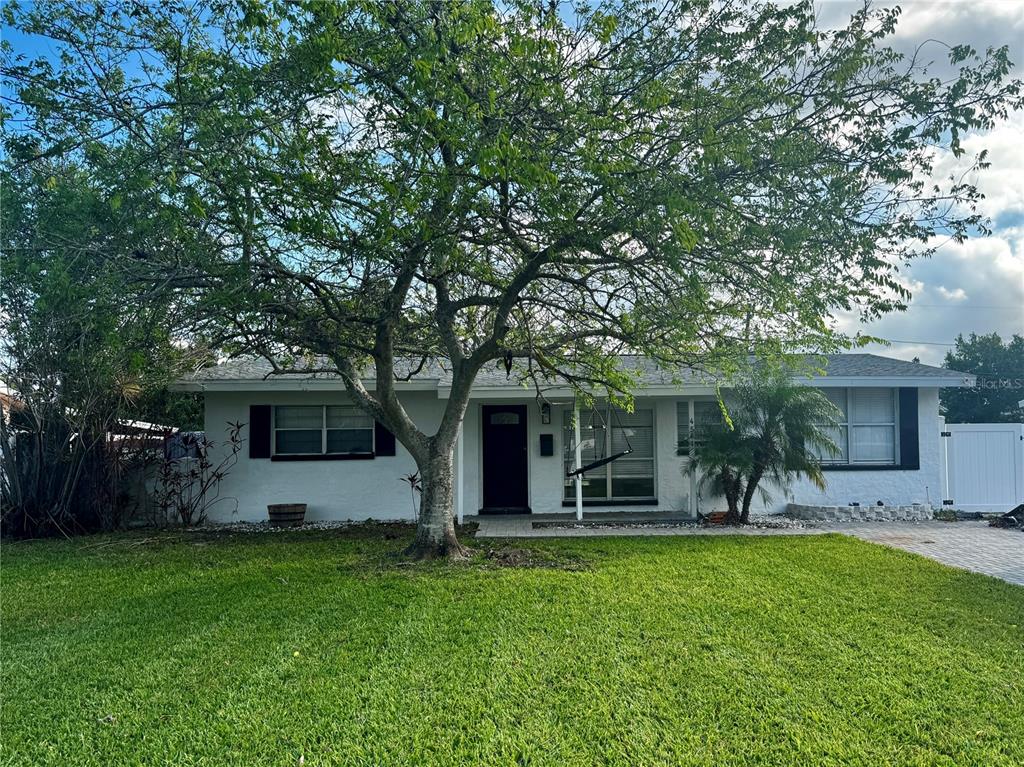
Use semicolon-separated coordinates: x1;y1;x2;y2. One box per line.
474;517;1024;586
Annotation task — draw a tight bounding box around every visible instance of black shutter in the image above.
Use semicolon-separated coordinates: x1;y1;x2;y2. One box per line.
898;388;919;470
249;405;272;459
374;421;396;456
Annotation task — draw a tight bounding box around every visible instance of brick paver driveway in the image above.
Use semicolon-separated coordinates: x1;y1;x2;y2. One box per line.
841;521;1024;586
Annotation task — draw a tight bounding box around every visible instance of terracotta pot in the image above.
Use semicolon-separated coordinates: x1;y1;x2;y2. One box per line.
267;503;307;528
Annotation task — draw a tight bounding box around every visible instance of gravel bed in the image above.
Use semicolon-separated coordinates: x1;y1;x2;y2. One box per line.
534;521;700;531
185;520;366;534
534;516;817;531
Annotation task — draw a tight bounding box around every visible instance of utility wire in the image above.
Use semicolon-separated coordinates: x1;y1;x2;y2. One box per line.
878;339;957;347
907;303;1022;311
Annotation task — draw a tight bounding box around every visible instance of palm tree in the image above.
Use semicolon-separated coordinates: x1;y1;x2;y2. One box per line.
686;375;841;523
689;427;750;523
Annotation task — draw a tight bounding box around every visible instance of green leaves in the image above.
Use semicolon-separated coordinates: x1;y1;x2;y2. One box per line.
4;0;1020;441
591;11;619;43
185;190;206;219
941;333;1024;423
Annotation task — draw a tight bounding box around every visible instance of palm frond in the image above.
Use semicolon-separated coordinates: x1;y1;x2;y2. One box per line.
690;371;840;520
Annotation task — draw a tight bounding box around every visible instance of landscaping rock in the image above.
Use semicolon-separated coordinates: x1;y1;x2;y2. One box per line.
989;504;1024;530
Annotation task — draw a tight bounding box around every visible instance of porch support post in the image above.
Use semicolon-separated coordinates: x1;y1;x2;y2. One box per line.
456;418;465;525
688;400;697;517
941;415;949;509
574;402;583;521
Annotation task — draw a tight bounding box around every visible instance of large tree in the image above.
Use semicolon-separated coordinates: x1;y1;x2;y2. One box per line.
942;333;1024;423
3;0;1020;556
0;159;206;535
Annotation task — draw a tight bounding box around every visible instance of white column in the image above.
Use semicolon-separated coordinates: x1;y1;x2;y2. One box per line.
456;419;465;524
941;415;949;509
574;402;583;521
688;399;697;517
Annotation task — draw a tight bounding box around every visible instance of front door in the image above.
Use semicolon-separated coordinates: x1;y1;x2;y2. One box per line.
481;405;529;513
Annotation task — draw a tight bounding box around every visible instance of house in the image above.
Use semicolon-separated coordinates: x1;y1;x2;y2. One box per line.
173;354;974;523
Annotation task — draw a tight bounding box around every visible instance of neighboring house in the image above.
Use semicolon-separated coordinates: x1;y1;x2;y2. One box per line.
173;355;975;523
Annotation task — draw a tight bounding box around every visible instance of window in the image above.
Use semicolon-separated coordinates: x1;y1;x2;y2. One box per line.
564;408;655;500
814;388;898;466
273;405;374;456
676;400;725;453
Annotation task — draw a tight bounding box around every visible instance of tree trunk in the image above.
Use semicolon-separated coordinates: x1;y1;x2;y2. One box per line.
335;351;476;560
724;484;741;523
739;466;764;524
723;471;742;524
404;441;470;560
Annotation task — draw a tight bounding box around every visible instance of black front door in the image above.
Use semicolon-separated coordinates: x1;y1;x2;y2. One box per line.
481;405;529;513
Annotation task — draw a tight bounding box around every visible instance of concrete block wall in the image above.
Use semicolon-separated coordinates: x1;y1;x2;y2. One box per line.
786;502;934;522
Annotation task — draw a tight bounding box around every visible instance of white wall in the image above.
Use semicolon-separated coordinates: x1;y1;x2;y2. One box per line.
459;397;691;516
201;387;943;523
203;390;437;523
724;387;944;514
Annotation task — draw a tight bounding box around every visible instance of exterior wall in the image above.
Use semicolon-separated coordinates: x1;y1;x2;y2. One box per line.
202;386;943;523
460;395;692;514
460;397;691;516
728;387;944;514
203;390;438;523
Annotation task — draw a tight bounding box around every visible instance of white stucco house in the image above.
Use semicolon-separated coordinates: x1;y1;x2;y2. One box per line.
174;354;974;523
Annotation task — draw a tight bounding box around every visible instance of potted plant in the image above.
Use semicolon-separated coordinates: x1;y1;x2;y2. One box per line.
267;503;307;527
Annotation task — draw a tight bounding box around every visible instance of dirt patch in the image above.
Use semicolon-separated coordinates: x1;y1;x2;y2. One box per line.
481;547;589;571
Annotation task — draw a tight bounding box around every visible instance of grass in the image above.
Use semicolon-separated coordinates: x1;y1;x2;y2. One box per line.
2;526;1022;767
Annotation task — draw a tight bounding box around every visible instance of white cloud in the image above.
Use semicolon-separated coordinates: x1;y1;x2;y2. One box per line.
928;111;1024;225
816;0;1024;48
886;0;1024;41
815;0;1024;364
840;233;1024;364
936;286;968;302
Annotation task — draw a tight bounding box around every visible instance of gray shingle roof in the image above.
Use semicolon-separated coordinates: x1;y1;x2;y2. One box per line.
804;354;970;379
179;353;971;388
178;356;451;382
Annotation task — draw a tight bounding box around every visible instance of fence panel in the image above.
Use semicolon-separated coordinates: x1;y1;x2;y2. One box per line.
945;423;1024;512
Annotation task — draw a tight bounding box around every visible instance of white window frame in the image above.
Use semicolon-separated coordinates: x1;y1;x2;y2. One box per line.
819;388;900;467
677;399;724;455
272;405;374;457
563;406;657;501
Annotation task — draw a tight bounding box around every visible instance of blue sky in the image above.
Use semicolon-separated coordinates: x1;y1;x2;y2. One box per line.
4;1;1022;365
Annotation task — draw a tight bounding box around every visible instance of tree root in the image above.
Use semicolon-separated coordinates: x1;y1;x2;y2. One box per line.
402;534;473;562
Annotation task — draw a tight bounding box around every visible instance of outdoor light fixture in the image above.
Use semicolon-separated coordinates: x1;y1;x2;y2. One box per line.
540;403;551;424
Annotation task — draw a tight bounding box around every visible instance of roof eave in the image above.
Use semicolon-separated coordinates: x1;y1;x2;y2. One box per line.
173;370;976;394
170;378;441;393
804;374;975;388
434;375;975;399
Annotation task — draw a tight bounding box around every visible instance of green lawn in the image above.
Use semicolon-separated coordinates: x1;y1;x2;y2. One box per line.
2;527;1022;767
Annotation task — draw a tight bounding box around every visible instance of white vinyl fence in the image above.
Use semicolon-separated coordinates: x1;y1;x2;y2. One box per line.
943;423;1024;512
